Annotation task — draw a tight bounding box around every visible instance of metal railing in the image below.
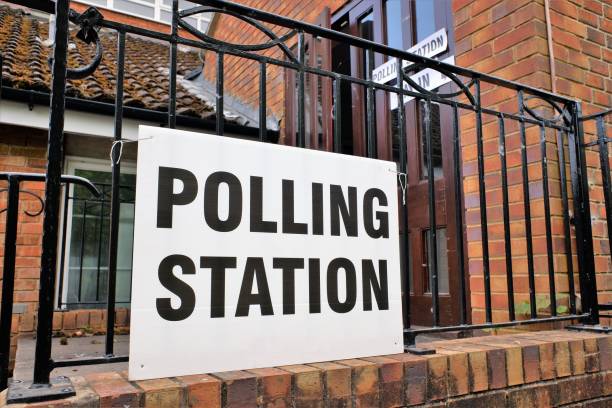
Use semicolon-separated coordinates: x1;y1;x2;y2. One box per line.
0;0;606;402
579;109;612;322
0;173;100;391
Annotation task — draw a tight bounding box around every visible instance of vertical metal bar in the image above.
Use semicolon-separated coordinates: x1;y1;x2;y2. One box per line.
453;104;468;325
424;99;439;326
569;102;598;324
216;51;224;136
297;31;306;148
106;31;125;356
518;91;537;319
95;198;105;301
0;55;3;101
259;62;267;142
498;115;515;321
540;122;556;316
33;0;70;385
475;80;492;323
556;130;576;314
0;177;20;390
57;184;70;309
168;0;178;128
333;76;342;153
397;59;410;329
596;116;612;269
366;48;376;158
77;201;87;302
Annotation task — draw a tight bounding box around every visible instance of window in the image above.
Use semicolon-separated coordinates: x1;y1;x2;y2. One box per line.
57;158;136;309
420;101;443;179
77;0;212;32
423;228;449;294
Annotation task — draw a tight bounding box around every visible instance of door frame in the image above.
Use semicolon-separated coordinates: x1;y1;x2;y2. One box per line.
331;0;469;326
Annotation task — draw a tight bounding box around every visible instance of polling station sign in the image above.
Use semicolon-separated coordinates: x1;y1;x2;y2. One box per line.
128;126;403;381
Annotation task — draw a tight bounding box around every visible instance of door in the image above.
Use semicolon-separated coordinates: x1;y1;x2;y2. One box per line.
331;0;465;326
284;8;334;151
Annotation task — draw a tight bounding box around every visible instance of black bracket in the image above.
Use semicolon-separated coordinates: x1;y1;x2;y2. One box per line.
70;6;103;44
47;7;104;80
565;324;611;334
404;345;436;355
7;376;75;404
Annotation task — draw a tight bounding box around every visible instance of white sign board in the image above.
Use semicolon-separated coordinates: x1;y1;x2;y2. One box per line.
129;126;404;381
372;28;448;85
389;55;456;110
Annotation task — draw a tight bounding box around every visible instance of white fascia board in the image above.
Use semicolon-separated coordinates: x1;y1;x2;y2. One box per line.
0;99;250;141
0;99;142;140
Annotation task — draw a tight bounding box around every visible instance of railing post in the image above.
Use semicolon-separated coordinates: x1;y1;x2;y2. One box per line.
569;102;599;325
106;31;126;356
33;0;70;386
0;176;20;390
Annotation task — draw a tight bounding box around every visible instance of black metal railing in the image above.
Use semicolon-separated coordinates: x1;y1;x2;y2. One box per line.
579;109;612;322
0;173;100;391
0;0;606;402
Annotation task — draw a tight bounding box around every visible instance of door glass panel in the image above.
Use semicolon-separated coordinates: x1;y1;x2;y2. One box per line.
331;18;354;154
359;10;375;78
423;228;449;294
414;0;436;43
385;0;404;50
65;169;135;308
420;101;443;179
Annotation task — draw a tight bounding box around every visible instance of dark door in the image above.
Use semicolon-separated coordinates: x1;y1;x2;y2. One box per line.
331;0;465;326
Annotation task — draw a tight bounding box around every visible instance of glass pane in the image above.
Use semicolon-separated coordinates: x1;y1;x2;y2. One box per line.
114;0;155;18
385;0;404;50
160;9;171;24
420;101;443;179
424;228;449;294
359;11;375;76
390;105;401;164
415;0;436;43
65;168;135;308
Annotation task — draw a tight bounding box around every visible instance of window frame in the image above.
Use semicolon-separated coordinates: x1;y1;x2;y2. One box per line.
55;156;137;310
75;0;213;32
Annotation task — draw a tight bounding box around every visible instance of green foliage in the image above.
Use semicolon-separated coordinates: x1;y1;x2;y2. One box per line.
514;294;570;317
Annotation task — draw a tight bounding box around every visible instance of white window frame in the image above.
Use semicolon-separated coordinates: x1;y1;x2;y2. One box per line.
55;156;137;309
75;0;213;32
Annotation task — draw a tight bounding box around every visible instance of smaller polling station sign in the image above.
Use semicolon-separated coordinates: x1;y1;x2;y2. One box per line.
128;126;404;381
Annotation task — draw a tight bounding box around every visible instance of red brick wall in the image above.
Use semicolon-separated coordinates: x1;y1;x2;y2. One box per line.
0;124;47;325
452;0;611;325
454;0;559;324
7;330;610;407
548;0;612;324
0;124;131;334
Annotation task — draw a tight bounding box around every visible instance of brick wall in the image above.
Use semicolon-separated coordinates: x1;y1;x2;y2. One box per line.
0;124;47;324
0;124;130;335
3;330;609;407
452;0;611;325
547;0;612;324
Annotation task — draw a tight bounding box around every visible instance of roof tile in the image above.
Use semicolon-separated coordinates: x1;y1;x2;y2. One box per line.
0;6;239;123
